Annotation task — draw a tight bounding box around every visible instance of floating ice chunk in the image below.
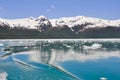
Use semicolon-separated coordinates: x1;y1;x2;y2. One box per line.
0;44;4;47
83;45;91;49
0;72;8;80
91;43;102;49
83;43;102;50
24;46;28;49
64;44;71;48
100;77;107;80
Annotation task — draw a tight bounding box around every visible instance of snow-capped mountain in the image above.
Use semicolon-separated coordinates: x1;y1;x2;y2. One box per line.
0;15;120;38
0;15;51;31
50;16;120;28
0;15;120;30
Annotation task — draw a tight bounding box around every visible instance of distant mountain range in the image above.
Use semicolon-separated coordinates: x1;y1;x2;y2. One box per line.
0;15;120;39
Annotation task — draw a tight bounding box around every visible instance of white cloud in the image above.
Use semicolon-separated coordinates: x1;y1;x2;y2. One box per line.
51;4;55;9
46;4;55;12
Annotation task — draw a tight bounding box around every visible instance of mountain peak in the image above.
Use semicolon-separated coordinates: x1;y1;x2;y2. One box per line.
37;15;47;19
29;16;35;20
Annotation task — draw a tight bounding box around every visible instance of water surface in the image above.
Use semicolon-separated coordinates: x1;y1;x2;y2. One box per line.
0;39;120;80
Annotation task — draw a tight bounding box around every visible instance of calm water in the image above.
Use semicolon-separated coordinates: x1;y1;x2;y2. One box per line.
0;39;120;80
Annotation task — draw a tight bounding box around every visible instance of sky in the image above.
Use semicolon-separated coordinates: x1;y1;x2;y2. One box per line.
0;0;120;20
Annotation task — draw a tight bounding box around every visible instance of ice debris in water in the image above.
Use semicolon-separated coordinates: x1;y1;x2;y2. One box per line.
83;43;102;50
0;72;8;80
100;77;107;80
0;44;4;47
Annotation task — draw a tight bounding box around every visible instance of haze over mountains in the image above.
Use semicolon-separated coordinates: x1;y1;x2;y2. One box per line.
0;15;120;39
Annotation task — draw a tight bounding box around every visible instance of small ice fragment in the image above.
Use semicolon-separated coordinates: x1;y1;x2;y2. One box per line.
0;72;8;80
100;77;107;80
91;43;102;49
0;44;4;47
24;46;28;49
83;43;102;50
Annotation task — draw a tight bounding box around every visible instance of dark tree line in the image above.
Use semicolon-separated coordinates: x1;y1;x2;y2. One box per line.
1;25;120;39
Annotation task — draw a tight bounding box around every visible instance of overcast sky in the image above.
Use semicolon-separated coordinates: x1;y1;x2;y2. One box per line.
0;0;120;20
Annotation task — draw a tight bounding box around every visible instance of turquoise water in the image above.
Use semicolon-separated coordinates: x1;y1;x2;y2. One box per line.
0;39;120;80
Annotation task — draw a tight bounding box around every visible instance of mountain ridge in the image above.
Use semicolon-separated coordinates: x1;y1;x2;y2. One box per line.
0;15;120;29
0;15;120;39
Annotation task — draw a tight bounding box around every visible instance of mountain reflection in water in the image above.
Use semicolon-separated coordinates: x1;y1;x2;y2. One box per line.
0;39;120;80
